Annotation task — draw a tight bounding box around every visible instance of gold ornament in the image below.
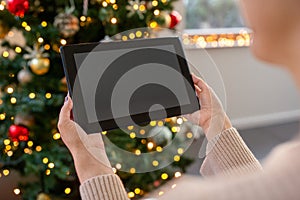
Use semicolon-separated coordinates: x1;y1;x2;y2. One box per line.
36;193;51;200
54;13;80;38
17;69;33;84
157;11;171;28
29;57;50;75
24;44;50;75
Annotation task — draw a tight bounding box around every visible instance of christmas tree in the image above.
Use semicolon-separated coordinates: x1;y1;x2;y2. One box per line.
0;0;194;199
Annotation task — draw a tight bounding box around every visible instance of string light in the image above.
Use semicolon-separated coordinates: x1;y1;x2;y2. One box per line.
42;157;49;164
112;4;118;10
116;163;122;170
174;155;180;162
152;160;159;167
111;17;117;24
135;31;142;38
186;132;193;139
129;168;136;174
102;131;107;135
38;37;44;43
5;145;11;151
21;22;27;27
41;21;47;27
174;172;182;178
13;188;21;195
13;141;19;146
10;97;17;104
11;116;14;120
80;16;87;22
150;121;156;126
171;127;178;132
152;0;158;6
129;132;136;139
161;0;167;3
182;30;251;48
154;9;160;16
149;21;158;29
122;36;128;41
176;118;183;124
127;125;134;130
60;39;67;45
25;26;31;31
172;184;177;189
134;188;141;194
44;44;51;50
110;0;116;3
2;51;9;58
24;148;32;154
112;167;117;173
161;173;168;180
27;141;33;147
6;87;14;94
177;148;184;155
157;121;164;126
64;188;71;194
36;146;42;152
133;3;139;10
128;192;135;198
135;149;141;156
45;93;52;99
53;132;61;140
139;4;146;11
156;146;163;152
29;93;36;99
45;169;51;175
0;113;5;120
7;151;13;157
147;142;154;150
158;191;164;196
129;33;135;39
139;129;145;135
48;163;55;169
3;169;10;176
102;1;108;7
15;47;22;53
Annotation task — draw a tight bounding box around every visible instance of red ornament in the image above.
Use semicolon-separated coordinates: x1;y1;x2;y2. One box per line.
8;124;29;142
7;0;29;17
169;11;182;29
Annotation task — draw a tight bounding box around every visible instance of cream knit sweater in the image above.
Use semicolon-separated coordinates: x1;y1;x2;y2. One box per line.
80;127;300;200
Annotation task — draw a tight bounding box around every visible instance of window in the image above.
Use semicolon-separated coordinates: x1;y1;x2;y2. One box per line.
182;0;250;48
184;0;243;30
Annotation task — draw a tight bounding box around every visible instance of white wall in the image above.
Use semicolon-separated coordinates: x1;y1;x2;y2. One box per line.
185;47;300;129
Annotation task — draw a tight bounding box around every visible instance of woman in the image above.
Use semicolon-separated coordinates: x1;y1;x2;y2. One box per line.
58;0;300;199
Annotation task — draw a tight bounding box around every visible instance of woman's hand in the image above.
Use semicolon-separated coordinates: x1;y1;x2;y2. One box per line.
58;95;113;183
184;74;232;141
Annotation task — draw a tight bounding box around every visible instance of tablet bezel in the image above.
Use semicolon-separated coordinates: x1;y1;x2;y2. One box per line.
60;37;200;133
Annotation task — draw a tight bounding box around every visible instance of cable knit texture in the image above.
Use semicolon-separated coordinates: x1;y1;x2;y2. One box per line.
200;127;263;176
80;174;128;200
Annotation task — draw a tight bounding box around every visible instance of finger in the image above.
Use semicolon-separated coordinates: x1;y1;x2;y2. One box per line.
194;84;202;97
191;74;209;92
59;96;73;123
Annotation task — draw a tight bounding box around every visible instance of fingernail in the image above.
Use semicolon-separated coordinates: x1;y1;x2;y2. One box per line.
65;96;68;102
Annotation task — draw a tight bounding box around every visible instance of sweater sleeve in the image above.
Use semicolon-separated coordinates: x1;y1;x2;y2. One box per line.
80;174;129;200
200;127;263;176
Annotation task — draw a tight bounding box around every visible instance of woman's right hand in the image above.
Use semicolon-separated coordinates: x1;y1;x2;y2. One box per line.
184;74;232;141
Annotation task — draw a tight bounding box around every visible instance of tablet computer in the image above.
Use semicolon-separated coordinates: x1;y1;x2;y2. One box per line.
60;37;200;133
